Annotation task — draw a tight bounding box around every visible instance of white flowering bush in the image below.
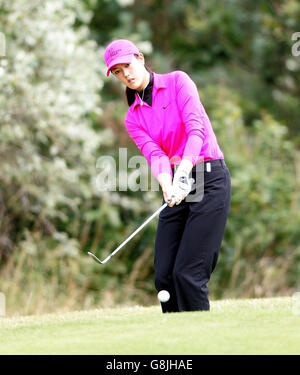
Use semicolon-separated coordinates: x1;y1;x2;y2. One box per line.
0;0;111;258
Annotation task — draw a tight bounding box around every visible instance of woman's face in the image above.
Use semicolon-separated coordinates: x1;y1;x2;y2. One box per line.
110;53;149;91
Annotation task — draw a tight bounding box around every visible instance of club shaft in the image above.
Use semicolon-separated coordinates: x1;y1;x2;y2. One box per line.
101;202;168;263
88;181;194;265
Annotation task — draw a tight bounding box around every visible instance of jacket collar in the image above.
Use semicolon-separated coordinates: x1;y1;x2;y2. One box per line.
152;72;168;90
130;72;167;110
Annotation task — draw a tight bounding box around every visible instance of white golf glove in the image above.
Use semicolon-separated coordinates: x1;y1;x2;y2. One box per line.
171;170;195;206
162;184;177;206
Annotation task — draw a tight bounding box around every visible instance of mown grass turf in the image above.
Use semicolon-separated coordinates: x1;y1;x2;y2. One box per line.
0;297;299;355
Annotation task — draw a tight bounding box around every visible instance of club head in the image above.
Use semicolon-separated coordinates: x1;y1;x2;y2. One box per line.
88;252;104;264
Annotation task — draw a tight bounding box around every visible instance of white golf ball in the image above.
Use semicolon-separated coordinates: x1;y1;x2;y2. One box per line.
157;290;170;303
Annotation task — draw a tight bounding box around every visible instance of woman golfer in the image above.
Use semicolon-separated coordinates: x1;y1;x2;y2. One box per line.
104;39;231;312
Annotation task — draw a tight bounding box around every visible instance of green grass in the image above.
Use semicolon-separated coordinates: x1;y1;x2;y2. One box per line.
0;297;299;355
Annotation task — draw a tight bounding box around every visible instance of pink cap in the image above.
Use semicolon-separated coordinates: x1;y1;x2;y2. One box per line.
104;39;140;77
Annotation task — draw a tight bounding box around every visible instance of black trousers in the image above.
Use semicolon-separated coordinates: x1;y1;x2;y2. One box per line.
154;159;231;313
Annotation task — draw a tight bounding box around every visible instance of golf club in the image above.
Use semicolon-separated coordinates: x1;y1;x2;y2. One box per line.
88;178;194;265
88;199;171;265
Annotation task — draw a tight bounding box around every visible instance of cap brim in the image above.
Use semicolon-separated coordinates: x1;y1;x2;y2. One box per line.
106;54;134;76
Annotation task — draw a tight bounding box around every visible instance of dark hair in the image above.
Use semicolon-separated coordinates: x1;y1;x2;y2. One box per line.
125;55;152;107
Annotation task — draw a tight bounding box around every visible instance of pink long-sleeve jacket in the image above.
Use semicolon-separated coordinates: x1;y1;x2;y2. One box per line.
125;70;224;179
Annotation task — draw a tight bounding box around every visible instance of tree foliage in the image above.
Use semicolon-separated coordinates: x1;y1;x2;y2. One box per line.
0;0;299;315
0;0;108;260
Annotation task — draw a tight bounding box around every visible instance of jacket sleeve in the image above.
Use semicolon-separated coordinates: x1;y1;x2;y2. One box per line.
175;71;207;165
125;116;172;179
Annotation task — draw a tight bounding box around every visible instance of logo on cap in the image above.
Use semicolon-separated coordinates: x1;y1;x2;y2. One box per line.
109;48;122;58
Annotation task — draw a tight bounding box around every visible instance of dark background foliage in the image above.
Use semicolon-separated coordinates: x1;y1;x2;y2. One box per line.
0;0;299;315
